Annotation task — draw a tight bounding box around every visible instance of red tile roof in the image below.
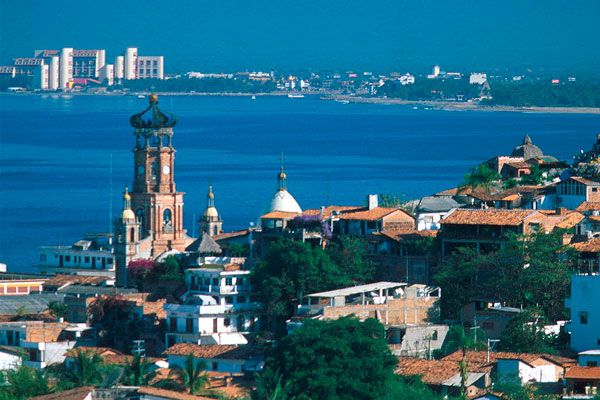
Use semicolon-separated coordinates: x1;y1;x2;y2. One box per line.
30;386;94;400
260;211;301;219
164;343;263;360
137;387;214;400
213;230;249;241
302;206;363;219
576;202;600;212
339;207;413;222
442;350;575;368
571;237;600;253
565;366;600;379
441;209;540;226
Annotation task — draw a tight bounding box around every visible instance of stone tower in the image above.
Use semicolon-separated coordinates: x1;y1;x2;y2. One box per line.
114;187;140;287
128;94;188;253
200;183;223;237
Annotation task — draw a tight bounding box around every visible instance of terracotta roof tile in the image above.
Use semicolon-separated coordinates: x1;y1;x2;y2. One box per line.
164;343;263;360
30;386;94;400
260;211;301;219
302;206;363;219
576;202;600;212
442;350;575;368
565;366;600;379
339;207;413;222
395;358;460;385
377;229;438;242
25;322;69;342
213;230;249;241
137;387;215;400
571;237;600;253
441;209;541;226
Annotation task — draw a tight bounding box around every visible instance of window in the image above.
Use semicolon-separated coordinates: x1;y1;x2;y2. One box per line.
225;296;233;305
163;209;172;225
587;361;598;367
40;254;47;262
212;278;219;286
84;256;90;263
170;317;177;332
580;311;588;324
224;318;230;327
186;318;194;333
593;188;598;192
431;330;438;340
367;221;376;229
211;362;218;370
226;277;232;285
107;258;113;264
65;255;71;262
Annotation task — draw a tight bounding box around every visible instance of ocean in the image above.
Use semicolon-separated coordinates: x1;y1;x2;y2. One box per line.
0;94;598;273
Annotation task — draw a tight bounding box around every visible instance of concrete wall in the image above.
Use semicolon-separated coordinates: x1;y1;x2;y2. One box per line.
322;297;439;325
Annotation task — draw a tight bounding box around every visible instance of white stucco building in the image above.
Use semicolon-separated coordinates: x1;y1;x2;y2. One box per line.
164;258;260;348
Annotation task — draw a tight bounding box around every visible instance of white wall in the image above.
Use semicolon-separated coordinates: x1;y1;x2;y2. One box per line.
497;359;557;384
0;351;21;370
124;48;137;80
59;48;73;89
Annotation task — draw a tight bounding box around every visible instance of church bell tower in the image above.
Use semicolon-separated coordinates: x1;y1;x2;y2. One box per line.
128;94;188;252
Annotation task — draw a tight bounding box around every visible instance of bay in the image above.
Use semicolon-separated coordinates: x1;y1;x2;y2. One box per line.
0;94;598;273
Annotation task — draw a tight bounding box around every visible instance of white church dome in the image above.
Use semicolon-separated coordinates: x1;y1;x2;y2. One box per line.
270;189;302;213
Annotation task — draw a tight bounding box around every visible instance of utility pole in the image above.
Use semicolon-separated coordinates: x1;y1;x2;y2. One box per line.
131;339;146;358
487;339;500;363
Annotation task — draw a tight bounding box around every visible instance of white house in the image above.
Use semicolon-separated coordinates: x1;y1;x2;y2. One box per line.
469;73;487;85
415;196;463;231
565;274;600;352
399;73;415;85
165;343;263;374
164;259;260;348
496;354;571;384
0;321;94;369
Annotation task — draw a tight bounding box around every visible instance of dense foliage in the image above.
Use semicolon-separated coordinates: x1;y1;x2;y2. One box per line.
485;80;600;108
88;295;141;352
0;366;50;399
433;231;577;322
497;309;558;354
254;317;399;400
377;78;481;101
251;238;375;335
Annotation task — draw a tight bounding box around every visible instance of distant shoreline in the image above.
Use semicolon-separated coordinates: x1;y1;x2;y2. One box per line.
324;95;600;115
4;91;600;114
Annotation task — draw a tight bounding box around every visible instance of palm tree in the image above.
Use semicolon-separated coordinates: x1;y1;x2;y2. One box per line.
0;366;50;399
460;164;501;194
124;354;155;386
167;354;209;395
443;325;486;398
66;348;104;387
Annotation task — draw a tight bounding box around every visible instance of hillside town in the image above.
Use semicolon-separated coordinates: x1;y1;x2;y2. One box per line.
0;94;598;400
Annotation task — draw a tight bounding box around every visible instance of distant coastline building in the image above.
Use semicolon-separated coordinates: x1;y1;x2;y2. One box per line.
469;73;487;85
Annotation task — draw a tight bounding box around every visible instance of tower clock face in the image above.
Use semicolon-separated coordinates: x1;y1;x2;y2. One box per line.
162;166;171;175
137;165;145;176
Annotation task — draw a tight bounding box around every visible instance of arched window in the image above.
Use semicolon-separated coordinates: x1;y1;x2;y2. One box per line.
163;208;172;225
213;226;218;236
129;227;135;242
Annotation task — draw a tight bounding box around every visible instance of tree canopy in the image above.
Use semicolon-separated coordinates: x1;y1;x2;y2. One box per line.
254;317;398;400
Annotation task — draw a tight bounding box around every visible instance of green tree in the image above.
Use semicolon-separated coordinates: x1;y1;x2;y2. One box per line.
326;237;376;283
383;375;446;400
123;354;156;386
48;300;68;321
440;325;486;398
167;354;209;395
0;366;50;399
255;317;397;400
520;165;545;185
497;309;557;354
64;348;104;387
161;255;185;282
461;164;501;193
252;239;346;335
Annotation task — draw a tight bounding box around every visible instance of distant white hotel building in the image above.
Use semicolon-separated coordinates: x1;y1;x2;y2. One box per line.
116;47;164;80
469;73;488;85
399;73;415;85
164;257;260;348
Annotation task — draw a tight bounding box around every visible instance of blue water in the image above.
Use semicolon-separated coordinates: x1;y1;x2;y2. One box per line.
0;94;599;273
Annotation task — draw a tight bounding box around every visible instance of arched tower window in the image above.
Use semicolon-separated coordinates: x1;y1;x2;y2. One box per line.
213;226;219;236
163;208;172;226
130;227;135;242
